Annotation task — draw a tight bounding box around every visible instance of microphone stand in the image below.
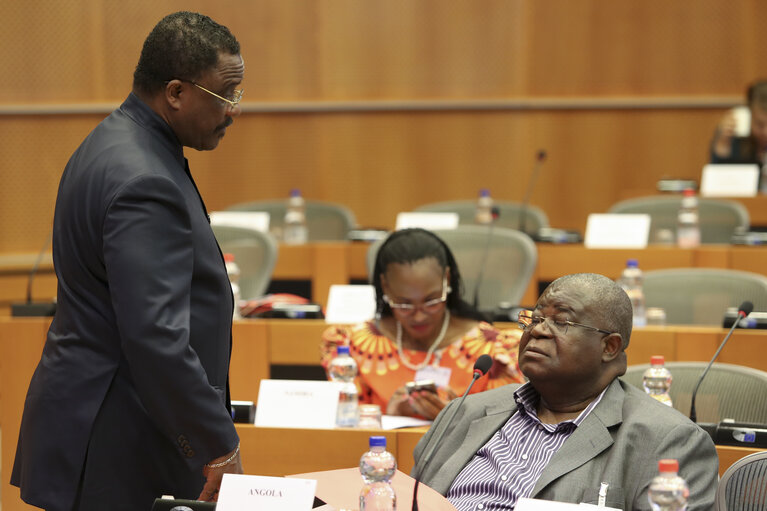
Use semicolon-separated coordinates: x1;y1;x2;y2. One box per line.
689;307;749;422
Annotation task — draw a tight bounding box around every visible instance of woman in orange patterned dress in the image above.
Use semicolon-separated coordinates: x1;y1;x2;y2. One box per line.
320;228;524;419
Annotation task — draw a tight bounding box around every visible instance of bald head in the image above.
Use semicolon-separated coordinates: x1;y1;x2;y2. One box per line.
544;273;633;350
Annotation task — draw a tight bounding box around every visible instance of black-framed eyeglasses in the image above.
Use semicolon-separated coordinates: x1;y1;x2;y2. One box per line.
517;309;613;336
383;275;449;316
168;79;244;109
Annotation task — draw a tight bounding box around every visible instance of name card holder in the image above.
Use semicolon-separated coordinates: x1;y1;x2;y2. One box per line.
217;473;316;511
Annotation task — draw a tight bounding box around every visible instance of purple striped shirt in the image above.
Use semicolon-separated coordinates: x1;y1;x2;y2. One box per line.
446;383;607;511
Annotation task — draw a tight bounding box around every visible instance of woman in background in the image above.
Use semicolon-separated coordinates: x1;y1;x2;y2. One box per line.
320;228;524;420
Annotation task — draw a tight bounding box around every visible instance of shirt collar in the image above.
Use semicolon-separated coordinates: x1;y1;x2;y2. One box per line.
513;382;609;429
119;92;185;168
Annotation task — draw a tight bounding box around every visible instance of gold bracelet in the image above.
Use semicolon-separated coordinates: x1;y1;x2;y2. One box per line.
206;442;240;469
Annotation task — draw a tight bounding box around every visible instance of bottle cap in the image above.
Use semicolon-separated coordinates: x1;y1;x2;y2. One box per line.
658;459;679;473
626;258;639;268
650;355;665;365
479;188;490;197
336;345;350;356
224;253;235;262
369;436;387;448
290;188;301;197
682;188;695;197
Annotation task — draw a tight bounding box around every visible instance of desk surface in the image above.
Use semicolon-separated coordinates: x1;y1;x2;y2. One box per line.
0;318;763;511
5;242;767;316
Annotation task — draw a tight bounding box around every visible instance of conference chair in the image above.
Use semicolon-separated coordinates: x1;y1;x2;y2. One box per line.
622;362;767;424
413;200;550;237
715;450;767;511
642;268;767;325
226;199;358;241
366;225;537;312
211;224;278;300
607;195;749;244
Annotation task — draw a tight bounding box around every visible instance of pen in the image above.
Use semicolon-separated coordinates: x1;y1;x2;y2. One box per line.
598;481;609;507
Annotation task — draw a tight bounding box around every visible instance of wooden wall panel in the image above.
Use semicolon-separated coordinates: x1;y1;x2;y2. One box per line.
0;0;762;253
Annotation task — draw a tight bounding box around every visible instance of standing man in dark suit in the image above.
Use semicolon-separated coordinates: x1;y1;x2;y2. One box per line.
12;12;246;511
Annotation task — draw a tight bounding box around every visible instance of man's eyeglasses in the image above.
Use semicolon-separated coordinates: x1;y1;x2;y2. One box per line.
383;276;450;316
168;79;244;109
517;309;613;336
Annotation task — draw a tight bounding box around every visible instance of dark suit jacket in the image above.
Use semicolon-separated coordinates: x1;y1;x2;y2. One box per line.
12;93;239;511
412;379;718;511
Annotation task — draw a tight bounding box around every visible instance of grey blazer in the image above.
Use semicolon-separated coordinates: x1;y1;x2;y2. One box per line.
412;379;718;511
12;93;239;511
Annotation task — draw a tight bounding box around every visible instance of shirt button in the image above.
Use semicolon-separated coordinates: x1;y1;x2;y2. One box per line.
477;505;485;510
521;453;529;460
501;475;508;481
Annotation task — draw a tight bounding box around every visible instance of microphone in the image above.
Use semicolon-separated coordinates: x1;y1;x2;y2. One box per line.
11;230;57;317
472;206;500;310
518;150;547;236
411;354;493;511
689;301;753;423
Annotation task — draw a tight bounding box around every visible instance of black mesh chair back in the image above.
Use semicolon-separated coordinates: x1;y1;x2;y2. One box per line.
366;226;537;312
227;199;357;241
622;362;767;424
414;200;549;237
211;224;278;300
608;195;749;244
642;268;767;325
715;450;767;511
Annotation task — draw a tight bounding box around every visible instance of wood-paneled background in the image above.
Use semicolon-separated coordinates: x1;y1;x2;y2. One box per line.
1;0;764;253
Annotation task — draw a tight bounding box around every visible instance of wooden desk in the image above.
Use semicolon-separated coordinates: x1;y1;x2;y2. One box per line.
5;242;767;316
0;318;764;511
236;424;756;480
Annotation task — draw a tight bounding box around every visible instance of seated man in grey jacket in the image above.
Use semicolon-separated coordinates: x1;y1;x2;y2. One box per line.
412;273;718;510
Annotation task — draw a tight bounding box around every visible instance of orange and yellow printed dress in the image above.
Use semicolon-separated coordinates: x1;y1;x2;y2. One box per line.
320;321;524;411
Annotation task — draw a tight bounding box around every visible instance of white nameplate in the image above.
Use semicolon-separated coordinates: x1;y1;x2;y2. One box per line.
584;213;650;249
217;473;316;511
325;284;377;324
209;211;271;232
415;365;451;388
255;380;341;429
395;212;459;230
700;164;759;197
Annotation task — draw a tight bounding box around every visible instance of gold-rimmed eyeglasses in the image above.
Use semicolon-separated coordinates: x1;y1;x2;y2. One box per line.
517;309;613;336
169;79;243;109
383;275;450;316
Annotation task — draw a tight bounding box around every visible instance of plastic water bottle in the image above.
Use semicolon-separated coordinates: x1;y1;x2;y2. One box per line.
647;459;689;511
360;436;397;511
223;253;242;320
618;259;647;327
677;189;701;248
328;345;359;427
474;188;494;225
283;188;308;244
642;355;673;407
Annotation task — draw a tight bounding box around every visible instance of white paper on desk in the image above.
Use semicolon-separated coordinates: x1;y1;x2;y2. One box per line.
584;213;650;249
381;415;432;430
700;164;759;197
255;380;341;429
217;473;316;511
396;212;459;231
325;285;376;324
517;498;620;511
209;211;271;232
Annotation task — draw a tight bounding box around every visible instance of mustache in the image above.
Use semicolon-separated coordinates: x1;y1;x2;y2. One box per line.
217;118;234;130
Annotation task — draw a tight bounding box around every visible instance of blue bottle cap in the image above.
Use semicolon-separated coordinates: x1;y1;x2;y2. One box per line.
336;345;350;355
290;188;301;197
479;188;490;197
369;436;386;447
627;258;639;268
